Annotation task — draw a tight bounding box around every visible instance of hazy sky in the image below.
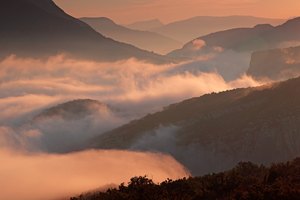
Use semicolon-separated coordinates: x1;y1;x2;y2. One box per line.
55;0;299;24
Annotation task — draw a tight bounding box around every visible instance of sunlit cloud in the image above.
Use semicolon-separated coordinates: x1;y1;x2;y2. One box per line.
0;149;189;200
0;52;270;200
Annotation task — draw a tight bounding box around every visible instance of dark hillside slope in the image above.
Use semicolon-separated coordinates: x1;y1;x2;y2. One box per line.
0;0;170;63
92;77;300;174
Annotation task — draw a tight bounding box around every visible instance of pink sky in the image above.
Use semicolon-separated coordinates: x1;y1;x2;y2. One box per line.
54;0;300;24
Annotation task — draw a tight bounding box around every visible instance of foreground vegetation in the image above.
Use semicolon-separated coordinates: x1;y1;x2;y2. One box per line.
71;158;300;200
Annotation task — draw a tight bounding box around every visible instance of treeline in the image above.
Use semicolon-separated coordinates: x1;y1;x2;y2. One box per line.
71;158;300;200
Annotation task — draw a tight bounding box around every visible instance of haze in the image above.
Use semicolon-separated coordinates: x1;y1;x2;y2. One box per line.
2;0;300;199
54;0;299;23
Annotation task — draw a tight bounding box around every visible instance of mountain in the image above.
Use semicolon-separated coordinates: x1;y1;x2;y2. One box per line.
152;16;284;43
0;0;171;63
31;99;122;153
80;17;182;54
247;46;300;80
91;77;300;175
267;17;300;43
169;17;300;59
34;99;113;121
127;19;164;31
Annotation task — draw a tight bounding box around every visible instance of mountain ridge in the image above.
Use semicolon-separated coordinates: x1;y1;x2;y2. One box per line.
91;76;300;175
127;19;164;31
80;17;182;54
0;0;172;64
152;15;284;43
169;17;300;58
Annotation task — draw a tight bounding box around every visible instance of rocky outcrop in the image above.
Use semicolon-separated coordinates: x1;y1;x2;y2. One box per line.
247;46;300;80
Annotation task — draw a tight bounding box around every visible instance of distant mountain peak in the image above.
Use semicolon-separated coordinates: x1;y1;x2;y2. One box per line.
132;18;163;24
81;17;182;54
253;24;274;29
127;19;164;31
0;0;171;63
282;16;300;26
22;0;70;19
168;16;300;58
145;19;163;24
34;99;111;121
81;17;116;25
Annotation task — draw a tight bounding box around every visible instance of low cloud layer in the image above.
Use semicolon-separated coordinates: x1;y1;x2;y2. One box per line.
0;148;189;200
0;53;259;119
0;53;265;199
0;53;263;153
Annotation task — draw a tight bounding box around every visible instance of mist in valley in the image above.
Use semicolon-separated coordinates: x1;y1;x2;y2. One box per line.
2;0;300;199
0;52;263;152
0;51;265;199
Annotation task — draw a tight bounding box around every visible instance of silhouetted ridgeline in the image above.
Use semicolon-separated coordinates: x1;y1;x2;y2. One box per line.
80;17;182;54
70;158;300;200
169;17;300;58
0;0;171;64
152;16;284;43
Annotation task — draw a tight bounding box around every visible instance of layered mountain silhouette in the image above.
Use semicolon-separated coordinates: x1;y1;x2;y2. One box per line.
80;17;182;54
0;0;171;63
169;17;300;59
127;19;164;31
151;16;284;43
248;46;300;80
91;77;300;175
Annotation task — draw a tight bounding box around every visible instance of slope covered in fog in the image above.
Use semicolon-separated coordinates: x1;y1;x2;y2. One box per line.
170;17;300;59
81;17;181;54
248;46;300;80
0;0;170;63
92;77;300;175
